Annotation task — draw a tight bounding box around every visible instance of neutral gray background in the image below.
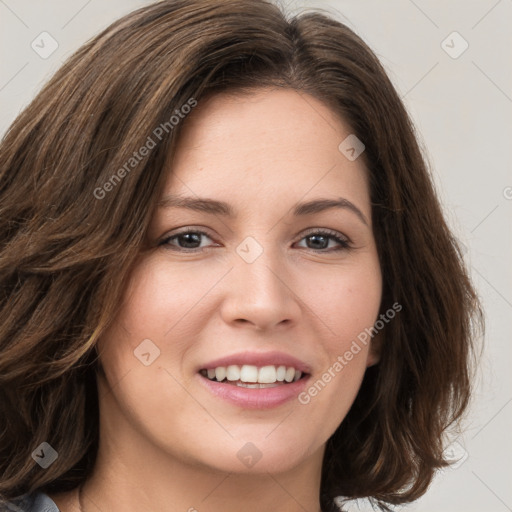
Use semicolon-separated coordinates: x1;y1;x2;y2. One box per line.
1;1;511;511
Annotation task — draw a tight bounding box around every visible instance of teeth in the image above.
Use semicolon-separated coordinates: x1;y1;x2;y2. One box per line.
226;365;240;381
240;365;258;382
235;382;280;388
285;367;295;383
201;364;304;384
258;365;276;383
215;367;226;382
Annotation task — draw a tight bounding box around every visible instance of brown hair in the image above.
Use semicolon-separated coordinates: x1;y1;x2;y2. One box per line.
0;1;483;510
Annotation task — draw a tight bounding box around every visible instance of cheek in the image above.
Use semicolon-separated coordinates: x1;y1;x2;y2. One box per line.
295;257;381;414
95;260;171;379
303;258;382;347
106;258;212;349
94;259;200;442
121;259;193;331
95;255;227;401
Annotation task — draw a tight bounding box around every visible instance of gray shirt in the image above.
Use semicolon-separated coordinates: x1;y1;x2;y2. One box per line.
2;492;60;512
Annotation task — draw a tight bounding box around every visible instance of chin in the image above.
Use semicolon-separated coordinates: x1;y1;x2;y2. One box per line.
189;433;315;475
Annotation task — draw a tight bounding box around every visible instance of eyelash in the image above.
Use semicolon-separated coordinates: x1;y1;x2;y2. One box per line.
159;228;351;253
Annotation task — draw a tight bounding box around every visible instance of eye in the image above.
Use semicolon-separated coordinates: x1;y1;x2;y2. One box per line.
294;229;351;252
160;229;215;251
160;227;351;253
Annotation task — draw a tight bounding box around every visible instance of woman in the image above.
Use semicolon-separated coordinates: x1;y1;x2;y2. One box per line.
0;1;483;511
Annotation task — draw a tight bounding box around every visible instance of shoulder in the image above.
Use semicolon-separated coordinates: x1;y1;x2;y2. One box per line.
2;491;60;512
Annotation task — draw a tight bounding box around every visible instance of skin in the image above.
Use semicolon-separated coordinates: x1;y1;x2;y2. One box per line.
49;88;382;512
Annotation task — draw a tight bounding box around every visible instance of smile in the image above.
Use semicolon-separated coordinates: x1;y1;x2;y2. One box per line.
197;364;310;409
199;364;304;386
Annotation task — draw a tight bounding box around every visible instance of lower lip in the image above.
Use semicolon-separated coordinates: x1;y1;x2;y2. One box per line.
197;373;310;409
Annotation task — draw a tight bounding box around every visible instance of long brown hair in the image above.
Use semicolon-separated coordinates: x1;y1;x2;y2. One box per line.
0;1;483;510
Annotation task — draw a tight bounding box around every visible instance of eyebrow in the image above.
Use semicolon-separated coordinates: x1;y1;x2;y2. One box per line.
157;195;369;226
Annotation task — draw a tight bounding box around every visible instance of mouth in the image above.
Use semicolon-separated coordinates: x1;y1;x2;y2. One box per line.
199;364;308;388
195;352;312;408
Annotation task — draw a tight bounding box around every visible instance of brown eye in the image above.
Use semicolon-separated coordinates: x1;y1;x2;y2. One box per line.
160;230;214;251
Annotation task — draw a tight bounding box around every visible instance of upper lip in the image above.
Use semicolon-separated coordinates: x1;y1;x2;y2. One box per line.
198;351;312;375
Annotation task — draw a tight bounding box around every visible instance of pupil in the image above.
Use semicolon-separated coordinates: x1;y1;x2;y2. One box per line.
308;235;327;249
180;233;200;248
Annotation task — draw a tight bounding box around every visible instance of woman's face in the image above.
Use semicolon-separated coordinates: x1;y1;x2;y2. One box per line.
96;88;382;475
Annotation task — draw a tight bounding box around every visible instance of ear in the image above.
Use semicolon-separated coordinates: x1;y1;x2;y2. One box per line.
366;330;384;367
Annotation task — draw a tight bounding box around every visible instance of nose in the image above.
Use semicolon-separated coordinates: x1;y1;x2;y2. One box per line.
220;250;301;331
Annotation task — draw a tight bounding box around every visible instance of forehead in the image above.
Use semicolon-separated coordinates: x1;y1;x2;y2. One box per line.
163;88;371;220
